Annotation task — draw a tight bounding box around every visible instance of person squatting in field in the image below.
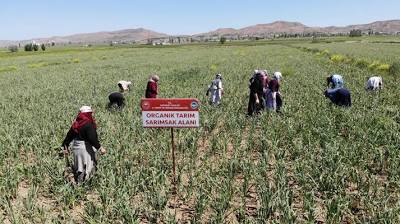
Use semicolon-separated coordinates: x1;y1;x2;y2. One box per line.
108;82;128;110
108;92;125;110
327;74;344;89
145;75;159;98
366;76;383;91
247;70;266;116
206;73;224;106
324;88;352;107
265;72;283;112
62;106;106;184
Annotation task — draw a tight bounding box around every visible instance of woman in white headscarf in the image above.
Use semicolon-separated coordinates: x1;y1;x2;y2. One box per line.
206;73;224;106
117;80;132;92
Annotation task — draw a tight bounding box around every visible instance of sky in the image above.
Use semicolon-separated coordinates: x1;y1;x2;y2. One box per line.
1;0;399;40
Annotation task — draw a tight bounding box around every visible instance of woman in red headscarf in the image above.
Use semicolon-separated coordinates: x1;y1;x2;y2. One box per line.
145;75;159;98
62;106;106;184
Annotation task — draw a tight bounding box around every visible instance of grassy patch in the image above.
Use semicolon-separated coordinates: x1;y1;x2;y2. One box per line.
389;62;400;77
0;65;17;73
281;66;295;77
70;58;81;63
330;54;347;63
28;62;49;68
355;58;369;69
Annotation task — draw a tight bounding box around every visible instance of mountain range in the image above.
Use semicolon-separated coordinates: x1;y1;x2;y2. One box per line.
0;28;167;47
199;20;400;36
1;20;400;47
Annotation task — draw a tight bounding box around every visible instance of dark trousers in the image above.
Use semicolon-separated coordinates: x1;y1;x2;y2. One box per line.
108;92;125;109
247;93;264;116
276;93;283;111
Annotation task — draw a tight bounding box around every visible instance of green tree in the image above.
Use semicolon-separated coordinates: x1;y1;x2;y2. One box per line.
349;29;362;37
41;44;46;51
24;43;33;51
33;44;39;51
220;37;226;44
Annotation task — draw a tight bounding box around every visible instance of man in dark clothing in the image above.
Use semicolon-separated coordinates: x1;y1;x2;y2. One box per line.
108;92;125;109
324;88;352;107
247;72;265;116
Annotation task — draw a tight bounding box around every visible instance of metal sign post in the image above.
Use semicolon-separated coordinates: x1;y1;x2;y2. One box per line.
171;128;176;189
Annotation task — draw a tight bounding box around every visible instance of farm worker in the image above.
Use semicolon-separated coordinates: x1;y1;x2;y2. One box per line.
145;75;159;98
248;70;260;87
247;71;265;116
108;91;126;110
62;106;106;184
272;71;283;82
366;76;383;90
326;74;344;89
324;88;352;107
206;73;224;106
265;72;283;112
118;80;132;92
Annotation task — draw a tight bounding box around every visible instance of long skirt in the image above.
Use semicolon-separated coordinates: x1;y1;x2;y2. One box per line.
71;140;97;183
265;90;282;111
247;93;264;116
209;89;222;105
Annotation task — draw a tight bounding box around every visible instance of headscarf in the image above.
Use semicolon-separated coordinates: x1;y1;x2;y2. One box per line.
151;75;160;82
71;106;96;133
273;72;282;81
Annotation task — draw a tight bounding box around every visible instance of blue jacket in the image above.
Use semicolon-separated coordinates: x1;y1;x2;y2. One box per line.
325;88;351;107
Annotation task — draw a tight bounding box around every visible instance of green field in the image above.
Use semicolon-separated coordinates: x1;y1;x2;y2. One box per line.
0;39;399;223
295;42;400;64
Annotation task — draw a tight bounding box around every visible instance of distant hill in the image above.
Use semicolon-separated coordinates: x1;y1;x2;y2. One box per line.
33;28;167;44
2;20;400;47
1;28;167;47
198;20;400;36
323;20;400;33
238;21;309;34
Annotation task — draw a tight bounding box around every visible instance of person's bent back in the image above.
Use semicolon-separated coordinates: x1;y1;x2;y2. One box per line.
108;92;125;109
366;76;383;91
324;88;351;107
